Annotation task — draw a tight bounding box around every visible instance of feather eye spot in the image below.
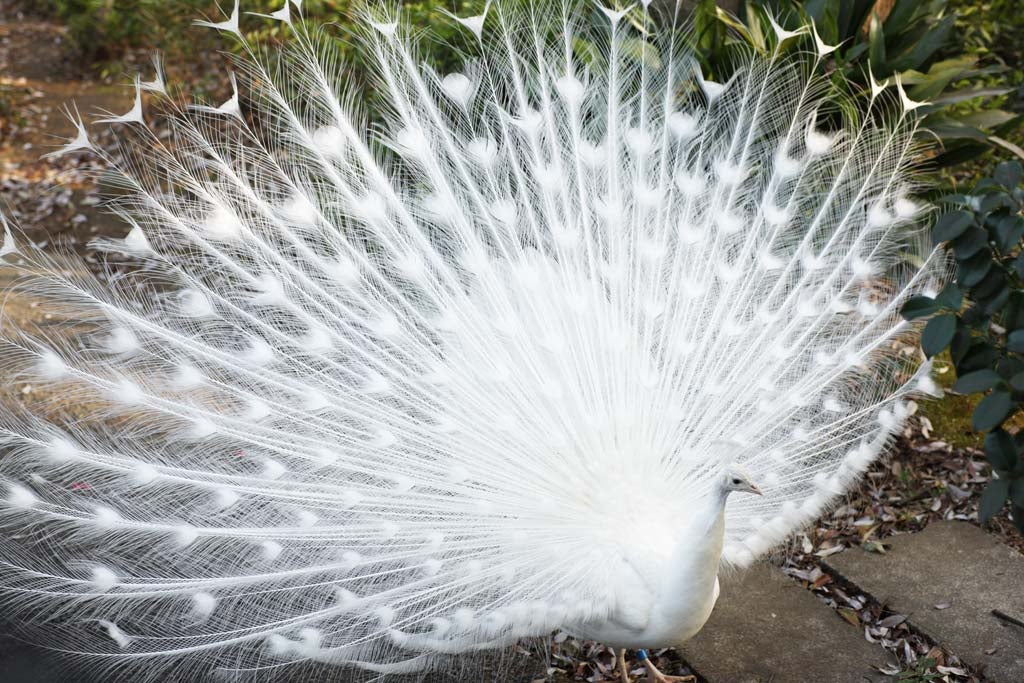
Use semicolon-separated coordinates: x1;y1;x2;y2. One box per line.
265;634;293;658
261;540;283;561
5;483;37;508
374;605;396;627
466;137;497;166
894;197;919;219
667;111;698;139
48;436;80;462
279;193;319;229
805;127;834;156
202;205;244;241
214;488;240;510
555;75;585;105
91;566;118;592
35;349;67;379
674;172;704;197
311;125;346;158
774;149;802;177
104;327;139;355
99;620;131;649
335;587;358;607
192;591;217;619
626;128;654;156
441;73;474;108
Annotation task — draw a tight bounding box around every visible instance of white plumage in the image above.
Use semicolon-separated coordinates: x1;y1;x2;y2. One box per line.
0;1;945;680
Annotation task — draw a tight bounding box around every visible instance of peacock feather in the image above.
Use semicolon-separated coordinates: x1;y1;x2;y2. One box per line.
0;1;946;679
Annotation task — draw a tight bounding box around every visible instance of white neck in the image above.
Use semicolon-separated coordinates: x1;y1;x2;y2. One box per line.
664;485;729;596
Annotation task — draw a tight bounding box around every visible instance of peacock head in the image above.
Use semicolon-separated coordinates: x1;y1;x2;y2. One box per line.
720;466;763;497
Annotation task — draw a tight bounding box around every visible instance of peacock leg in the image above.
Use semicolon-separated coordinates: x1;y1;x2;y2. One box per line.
637;649;696;683
615;648;630;683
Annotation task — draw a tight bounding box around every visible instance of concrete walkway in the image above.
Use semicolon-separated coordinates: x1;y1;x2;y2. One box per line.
826;522;1024;683
683;565;895;682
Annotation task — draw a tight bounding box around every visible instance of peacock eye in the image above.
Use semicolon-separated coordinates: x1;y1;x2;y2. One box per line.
732;478;742;485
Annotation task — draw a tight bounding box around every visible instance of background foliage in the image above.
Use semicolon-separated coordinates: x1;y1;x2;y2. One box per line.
25;0;1022;170
691;0;1022;171
903;162;1024;533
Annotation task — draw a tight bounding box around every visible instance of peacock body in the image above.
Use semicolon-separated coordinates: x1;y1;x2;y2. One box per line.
0;0;946;679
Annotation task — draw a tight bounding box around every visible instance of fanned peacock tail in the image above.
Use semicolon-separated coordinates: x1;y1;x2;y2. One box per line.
0;0;946;678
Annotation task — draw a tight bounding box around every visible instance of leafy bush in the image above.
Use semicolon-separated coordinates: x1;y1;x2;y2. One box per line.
688;0;1021;170
35;0;1021;168
902;160;1024;532
35;1;486;67
36;0;210;61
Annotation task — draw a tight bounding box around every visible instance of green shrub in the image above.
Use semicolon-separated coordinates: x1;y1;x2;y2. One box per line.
37;0;1021;167
903;160;1024;532
36;1;485;68
40;0;207;62
687;0;1021;171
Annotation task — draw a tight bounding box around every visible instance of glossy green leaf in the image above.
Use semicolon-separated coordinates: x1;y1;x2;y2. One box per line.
1015;505;1024;535
836;0;874;39
1008;330;1024;353
894;15;955;70
959;110;1021;130
952;227;989;259
868;12;886;69
934;282;963;311
991;135;1024;163
958;344;999;375
1009;293;1024;330
958;249;993;287
979;478;1009;523
932;210;973;243
994;161;1023;188
1011;373;1024;392
925;87;1015;109
960;304;988;329
973;269;1006;301
981;192;1014;214
882;0;917;35
973;390;1013;431
921;314;956;358
713;8;758;48
983;287;1011;316
924;118;989;142
1011;372;1024;392
994;215;1024;252
954;369;1002;394
901;295;939;320
1012;479;1024;508
999;357;1024;379
932;141;992;168
985;429;1019;471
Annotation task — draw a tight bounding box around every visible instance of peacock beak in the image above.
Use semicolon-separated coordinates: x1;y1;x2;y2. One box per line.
750;484;763;496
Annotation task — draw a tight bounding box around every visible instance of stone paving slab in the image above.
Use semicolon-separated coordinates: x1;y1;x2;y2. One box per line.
681;564;894;682
824;521;1024;683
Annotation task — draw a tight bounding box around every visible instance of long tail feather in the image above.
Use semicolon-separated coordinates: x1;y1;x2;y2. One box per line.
0;1;945;678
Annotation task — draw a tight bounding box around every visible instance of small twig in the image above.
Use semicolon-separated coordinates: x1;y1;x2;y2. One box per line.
889;490;931;508
992;609;1024;630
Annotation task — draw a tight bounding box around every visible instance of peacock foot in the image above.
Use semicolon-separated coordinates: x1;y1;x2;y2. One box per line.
637;649;696;683
643;666;696;683
614;648;631;683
